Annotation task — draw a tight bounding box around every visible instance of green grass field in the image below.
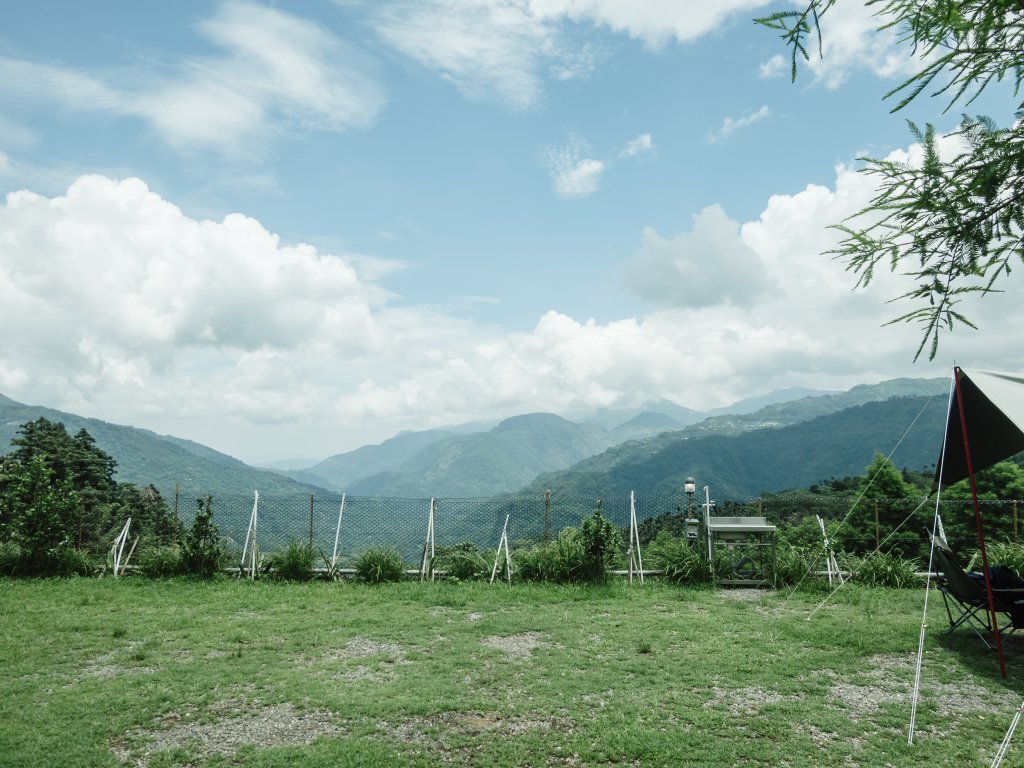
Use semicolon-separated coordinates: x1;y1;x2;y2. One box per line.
1;578;1022;767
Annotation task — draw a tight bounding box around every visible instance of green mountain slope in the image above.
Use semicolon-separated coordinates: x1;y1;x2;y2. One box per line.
293;428;462;490
349;413;613;497
0;396;329;500
523;394;948;499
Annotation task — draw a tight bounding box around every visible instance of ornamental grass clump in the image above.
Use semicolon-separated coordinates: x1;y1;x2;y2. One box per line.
646;532;712;585
851;550;921;588
268;539;316;581
354;547;406;583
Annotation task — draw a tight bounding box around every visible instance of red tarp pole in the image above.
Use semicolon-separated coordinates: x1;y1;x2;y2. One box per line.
954;366;1007;677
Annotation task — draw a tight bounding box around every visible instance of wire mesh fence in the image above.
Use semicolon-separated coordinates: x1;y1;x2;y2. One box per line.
167;489;1024;566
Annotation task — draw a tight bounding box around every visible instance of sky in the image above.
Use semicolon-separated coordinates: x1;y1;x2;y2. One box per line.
2;0;1022;464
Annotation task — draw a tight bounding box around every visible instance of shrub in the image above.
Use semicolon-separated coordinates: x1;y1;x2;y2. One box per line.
771;542;820;588
136;544;184;578
0;541;23;576
354;547;406;583
850;551;921;588
268;539;316;581
966;541;1024;575
579;501;623;583
515;528;586;583
48;544;95;577
181;496;224;578
646;532;712;585
435;543;490;582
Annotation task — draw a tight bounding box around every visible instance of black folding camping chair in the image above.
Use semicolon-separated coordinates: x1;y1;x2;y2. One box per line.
931;536;1024;649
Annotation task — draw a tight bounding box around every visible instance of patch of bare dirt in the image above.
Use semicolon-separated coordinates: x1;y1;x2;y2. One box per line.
111;699;345;767
480;632;549;660
826;653;1019;723
307;636;410;682
703;684;801;715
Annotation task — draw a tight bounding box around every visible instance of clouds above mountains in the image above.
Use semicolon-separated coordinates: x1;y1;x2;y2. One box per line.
4;136;1021;459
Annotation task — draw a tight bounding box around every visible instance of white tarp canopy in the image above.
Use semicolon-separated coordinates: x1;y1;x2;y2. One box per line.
935;369;1024;491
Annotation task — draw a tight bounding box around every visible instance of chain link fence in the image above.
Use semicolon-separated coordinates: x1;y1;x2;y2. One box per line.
167;489;1024;566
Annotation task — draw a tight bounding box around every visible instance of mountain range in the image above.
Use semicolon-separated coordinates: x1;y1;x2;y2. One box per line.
0;376;950;501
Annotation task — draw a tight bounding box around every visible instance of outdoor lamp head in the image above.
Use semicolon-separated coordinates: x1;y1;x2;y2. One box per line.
684;478;696;495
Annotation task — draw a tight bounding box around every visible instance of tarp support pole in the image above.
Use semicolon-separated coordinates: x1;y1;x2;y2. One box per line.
955;366;1007;678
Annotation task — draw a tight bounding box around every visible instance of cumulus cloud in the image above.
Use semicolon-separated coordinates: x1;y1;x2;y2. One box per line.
623;205;772;308
4;136;1022;461
708;105;771;143
0;2;385;156
545;136;605;198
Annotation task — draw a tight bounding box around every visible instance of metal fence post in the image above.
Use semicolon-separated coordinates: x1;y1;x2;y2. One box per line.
544;490;551;546
309;494;315;550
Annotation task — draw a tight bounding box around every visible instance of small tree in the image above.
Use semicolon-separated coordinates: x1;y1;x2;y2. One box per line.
842;453;920;558
579;500;623;583
181;496;223;578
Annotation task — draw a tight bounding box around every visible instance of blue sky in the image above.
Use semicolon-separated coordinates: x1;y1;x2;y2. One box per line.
2;1;1022;463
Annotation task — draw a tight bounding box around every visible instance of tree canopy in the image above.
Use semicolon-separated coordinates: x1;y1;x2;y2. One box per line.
1;418;175;573
757;0;1024;360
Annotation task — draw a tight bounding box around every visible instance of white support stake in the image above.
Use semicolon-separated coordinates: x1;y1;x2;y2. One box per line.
119;536;139;577
704;486;713;565
331;494;346;572
111;519;131;577
240;491;259;580
420;498;436;581
626;491;644;584
490;513;512;584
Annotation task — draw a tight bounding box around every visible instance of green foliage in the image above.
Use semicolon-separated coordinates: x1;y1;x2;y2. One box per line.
941;461;1024;551
966;541;1024;575
840;453;922;558
772;542;821;588
850;551;921;589
268;539;316;581
135;544;184;578
354;547;406;583
435;543;490;581
514;528;586;583
758;0;1024;359
645;532;712;585
180;496;224;578
579;501;623;583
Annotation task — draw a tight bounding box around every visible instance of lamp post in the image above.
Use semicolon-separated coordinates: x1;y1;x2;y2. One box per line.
684;477;697;540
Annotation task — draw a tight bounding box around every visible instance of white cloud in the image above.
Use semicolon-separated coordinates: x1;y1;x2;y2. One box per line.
621;132;654;157
758;53;786;79
758;2;918;90
374;0;583;111
0;2;385;156
4;137;1022;462
709;104;771;143
545;137;605;198
623;205;772;307
530;0;774;47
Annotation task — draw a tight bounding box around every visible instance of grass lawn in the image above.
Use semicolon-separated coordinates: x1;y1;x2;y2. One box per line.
1;577;1022;767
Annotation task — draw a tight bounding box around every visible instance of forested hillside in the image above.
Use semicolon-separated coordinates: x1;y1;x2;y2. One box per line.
523;395;948;499
0;395;327;499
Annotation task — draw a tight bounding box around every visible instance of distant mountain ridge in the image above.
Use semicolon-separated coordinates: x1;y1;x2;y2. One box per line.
1;376;952;502
0;397;328;500
347;413;611;497
522;394;949;499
